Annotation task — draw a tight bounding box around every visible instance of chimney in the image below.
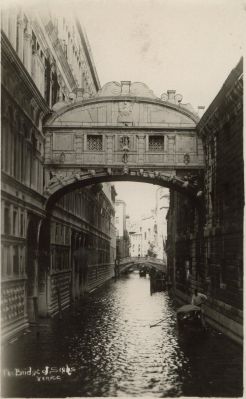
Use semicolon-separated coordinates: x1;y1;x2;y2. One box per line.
167;90;176;103
197;106;205;117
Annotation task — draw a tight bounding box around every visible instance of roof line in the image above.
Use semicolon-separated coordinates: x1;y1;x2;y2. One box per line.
75;18;101;91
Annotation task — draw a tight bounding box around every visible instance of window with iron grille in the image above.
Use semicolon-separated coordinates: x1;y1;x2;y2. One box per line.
87;135;103;151
149;136;164;151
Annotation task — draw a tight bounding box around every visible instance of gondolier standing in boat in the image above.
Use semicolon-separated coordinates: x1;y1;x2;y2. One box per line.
190;289;208;330
191;289;207;307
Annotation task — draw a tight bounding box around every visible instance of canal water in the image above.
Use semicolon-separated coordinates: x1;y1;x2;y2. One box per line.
2;272;243;397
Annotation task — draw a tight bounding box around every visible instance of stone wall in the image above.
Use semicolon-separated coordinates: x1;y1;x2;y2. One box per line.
198;58;243;311
166;58;243;344
1;6;114;342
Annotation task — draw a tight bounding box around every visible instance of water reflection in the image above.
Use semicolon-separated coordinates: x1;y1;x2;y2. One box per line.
2;272;243;397
67;274;185;397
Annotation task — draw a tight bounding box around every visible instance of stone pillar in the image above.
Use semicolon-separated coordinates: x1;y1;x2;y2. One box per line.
1;201;5;235
197;137;204;163
75;134;83;164
84;134;87;151
137;134;146;164
167;135;176;164
24;30;32;75
71;232;78;301
26;217;43;323
17;16;24;61
27;249;39;323
9;203;14;236
31;49;37;82
38;221;51;318
106;134;114;164
44;132;52;163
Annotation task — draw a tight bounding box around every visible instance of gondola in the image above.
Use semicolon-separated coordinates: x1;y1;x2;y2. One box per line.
177;304;206;333
150;277;166;293
139;268;146;277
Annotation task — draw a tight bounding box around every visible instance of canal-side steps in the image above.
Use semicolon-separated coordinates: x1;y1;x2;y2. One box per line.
174;288;243;345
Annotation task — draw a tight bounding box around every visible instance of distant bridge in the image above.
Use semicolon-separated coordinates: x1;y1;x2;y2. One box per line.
118;256;166;274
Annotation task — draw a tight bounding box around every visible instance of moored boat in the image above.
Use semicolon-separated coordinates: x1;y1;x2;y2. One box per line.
177;304;207;333
139;268;146;277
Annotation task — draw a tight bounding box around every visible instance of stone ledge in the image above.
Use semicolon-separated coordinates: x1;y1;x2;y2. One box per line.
1;318;29;344
204;306;243;346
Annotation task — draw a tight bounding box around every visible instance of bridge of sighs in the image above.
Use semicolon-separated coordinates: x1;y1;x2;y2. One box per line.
44;81;204;207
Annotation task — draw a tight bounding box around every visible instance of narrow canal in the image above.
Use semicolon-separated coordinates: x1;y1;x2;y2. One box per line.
2;272;243;397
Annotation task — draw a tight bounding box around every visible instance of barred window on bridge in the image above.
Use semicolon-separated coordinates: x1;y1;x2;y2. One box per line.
87;135;103;151
149;135;164;152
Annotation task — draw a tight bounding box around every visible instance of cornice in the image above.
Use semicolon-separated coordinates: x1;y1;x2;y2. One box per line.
75;20;101;91
1;85;47;140
1;31;50;117
1;190;47;219
44;125;197;132
50;206;111;241
45;95;199;127
1;172;46;205
37;18;77;91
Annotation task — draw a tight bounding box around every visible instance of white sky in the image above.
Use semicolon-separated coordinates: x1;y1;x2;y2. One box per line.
74;0;244;109
114;182;163;220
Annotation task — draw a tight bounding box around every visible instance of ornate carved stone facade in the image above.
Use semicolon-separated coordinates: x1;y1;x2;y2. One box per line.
1;3;115;342
43;82;204;208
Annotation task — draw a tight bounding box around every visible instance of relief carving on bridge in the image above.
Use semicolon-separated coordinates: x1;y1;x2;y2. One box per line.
117;102;133;123
120;136;130;164
184;153;190;165
44;167;203;203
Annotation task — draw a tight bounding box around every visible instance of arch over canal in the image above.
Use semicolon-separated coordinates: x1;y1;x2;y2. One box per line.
35;82;206;319
119;256;166;274
43;81;204;208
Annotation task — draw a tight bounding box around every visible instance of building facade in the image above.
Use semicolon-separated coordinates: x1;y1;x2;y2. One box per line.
155;187;169;261
115;200;130;259
129;231;143;257
166;58;243;344
129;188;169;263
1;3;116;341
140;213;158;258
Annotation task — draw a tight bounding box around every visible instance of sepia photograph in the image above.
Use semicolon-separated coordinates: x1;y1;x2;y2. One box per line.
1;0;244;397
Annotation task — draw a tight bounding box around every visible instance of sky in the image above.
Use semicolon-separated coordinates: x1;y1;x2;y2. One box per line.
8;0;245;221
114;182;162;221
75;0;244;110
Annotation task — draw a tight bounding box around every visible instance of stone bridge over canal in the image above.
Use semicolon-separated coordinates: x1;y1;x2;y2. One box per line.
21;82;205;331
44;81;204;208
118;256;166;274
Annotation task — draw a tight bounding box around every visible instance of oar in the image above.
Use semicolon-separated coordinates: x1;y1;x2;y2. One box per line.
150;317;168;328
